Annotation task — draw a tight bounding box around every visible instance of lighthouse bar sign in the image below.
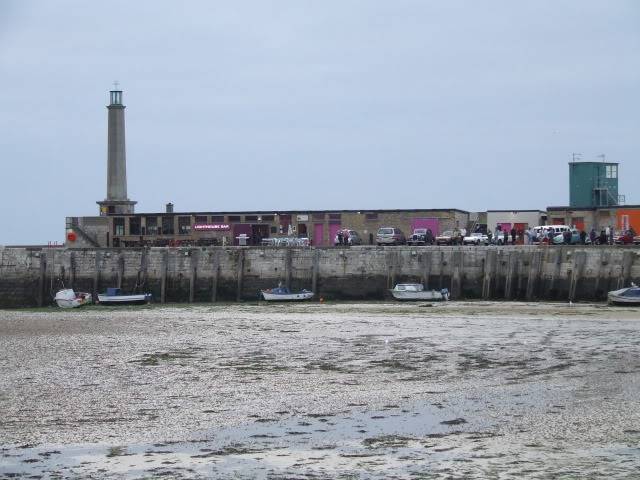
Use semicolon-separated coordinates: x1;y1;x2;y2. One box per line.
193;224;230;231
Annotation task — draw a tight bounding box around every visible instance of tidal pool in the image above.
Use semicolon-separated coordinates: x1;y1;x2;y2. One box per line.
1;301;639;478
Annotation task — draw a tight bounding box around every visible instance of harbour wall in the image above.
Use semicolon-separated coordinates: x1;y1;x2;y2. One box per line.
0;246;639;307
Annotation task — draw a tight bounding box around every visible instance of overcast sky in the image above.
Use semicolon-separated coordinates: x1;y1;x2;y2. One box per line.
1;1;639;244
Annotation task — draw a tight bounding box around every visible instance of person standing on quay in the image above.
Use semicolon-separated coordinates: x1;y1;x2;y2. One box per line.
510;227;517;245
590;228;597;245
608;226;614;245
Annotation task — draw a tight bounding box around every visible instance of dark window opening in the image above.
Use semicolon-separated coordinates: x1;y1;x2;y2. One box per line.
210;215;224;223
270;226;277;234
162;216;174;235
245;215;258;221
228;215;241;222
114;217;125;236
312;213;325;220
178;216;191;235
194;215;207;224
129;217;141;236
146;217;158;235
262;215;275;222
365;213;378;220
329;213;341;220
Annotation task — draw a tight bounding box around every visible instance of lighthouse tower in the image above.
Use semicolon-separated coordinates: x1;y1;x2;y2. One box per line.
97;86;136;215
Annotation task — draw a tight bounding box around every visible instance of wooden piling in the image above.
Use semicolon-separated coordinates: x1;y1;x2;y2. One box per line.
285;248;292;289
93;251;101;298
504;251;515;300
568;251;586;301
236;249;245;301
160;250;168;304
311;249;319;298
117;254;125;289
525;251;542;301
482;249;495;299
189;250;198;303
138;248;148;294
69;251;76;290
37;254;46;307
211;250;219;303
619;250;635;289
451;249;463;299
422;251;432;289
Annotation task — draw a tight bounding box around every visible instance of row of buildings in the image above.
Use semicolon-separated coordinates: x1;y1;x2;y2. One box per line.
65;89;638;248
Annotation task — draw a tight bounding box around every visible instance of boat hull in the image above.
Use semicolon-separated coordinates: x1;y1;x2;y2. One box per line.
97;294;152;305
607;286;640;306
390;290;448;301
54;290;92;308
261;291;314;301
607;295;640;306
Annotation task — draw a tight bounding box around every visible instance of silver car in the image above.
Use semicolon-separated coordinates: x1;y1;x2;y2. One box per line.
376;227;406;246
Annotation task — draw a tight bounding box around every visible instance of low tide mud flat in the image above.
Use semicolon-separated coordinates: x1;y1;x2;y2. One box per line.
1;301;640;479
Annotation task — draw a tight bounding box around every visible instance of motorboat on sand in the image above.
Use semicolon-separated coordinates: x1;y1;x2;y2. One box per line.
97;288;152;306
55;289;92;308
261;286;314;301
390;284;450;301
608;283;640;306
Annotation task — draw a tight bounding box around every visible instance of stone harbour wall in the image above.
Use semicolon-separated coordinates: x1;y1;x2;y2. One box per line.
0;245;639;307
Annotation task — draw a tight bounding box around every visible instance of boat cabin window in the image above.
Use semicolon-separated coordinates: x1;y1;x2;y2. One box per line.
622;289;640;297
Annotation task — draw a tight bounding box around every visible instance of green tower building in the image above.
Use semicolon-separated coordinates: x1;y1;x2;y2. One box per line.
569;161;619;208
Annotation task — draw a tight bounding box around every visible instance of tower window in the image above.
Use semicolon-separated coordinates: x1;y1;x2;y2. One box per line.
606;165;617;179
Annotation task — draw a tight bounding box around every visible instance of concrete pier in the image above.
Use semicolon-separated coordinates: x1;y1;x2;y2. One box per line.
0;245;638;307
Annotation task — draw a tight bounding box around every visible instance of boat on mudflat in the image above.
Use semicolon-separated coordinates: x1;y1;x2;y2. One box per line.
97;288;152;306
261;286;314;301
608;283;640;306
54;289;92;308
390;284;450;301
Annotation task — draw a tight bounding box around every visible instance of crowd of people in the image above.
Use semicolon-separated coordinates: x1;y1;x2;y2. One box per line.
489;225;637;246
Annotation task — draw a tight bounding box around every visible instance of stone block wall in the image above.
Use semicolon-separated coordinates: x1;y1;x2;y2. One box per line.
0;245;639;307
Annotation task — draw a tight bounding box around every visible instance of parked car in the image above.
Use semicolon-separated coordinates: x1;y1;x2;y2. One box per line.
407;228;434;246
552;229;589;245
614;230;635;245
435;231;454;245
376;227;406;246
334;229;362;246
463;232;489;245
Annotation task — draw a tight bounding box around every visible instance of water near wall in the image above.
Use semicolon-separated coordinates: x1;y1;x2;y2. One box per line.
0;246;638;307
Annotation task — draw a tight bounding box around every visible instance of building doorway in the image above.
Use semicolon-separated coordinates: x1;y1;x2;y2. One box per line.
252;224;269;245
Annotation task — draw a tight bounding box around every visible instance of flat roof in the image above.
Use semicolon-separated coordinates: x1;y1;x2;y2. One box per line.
547;205;640;211
114;208;470;217
486;210;546;213
568;161;619;165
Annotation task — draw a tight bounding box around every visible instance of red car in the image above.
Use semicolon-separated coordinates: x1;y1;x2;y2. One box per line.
614;230;635;245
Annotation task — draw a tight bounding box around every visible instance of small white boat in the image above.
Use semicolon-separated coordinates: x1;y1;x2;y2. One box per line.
55;289;92;308
390;284;450;301
261;286;314;301
97;288;152;306
608;283;640;306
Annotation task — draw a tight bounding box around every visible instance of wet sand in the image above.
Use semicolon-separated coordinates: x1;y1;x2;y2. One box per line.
1;301;639;478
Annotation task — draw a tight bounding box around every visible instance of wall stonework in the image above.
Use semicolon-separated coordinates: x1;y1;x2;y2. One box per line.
1;246;638;307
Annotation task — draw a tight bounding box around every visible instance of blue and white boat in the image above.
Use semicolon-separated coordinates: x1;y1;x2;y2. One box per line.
97;288;152;306
608;283;640;306
261;286;314;301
